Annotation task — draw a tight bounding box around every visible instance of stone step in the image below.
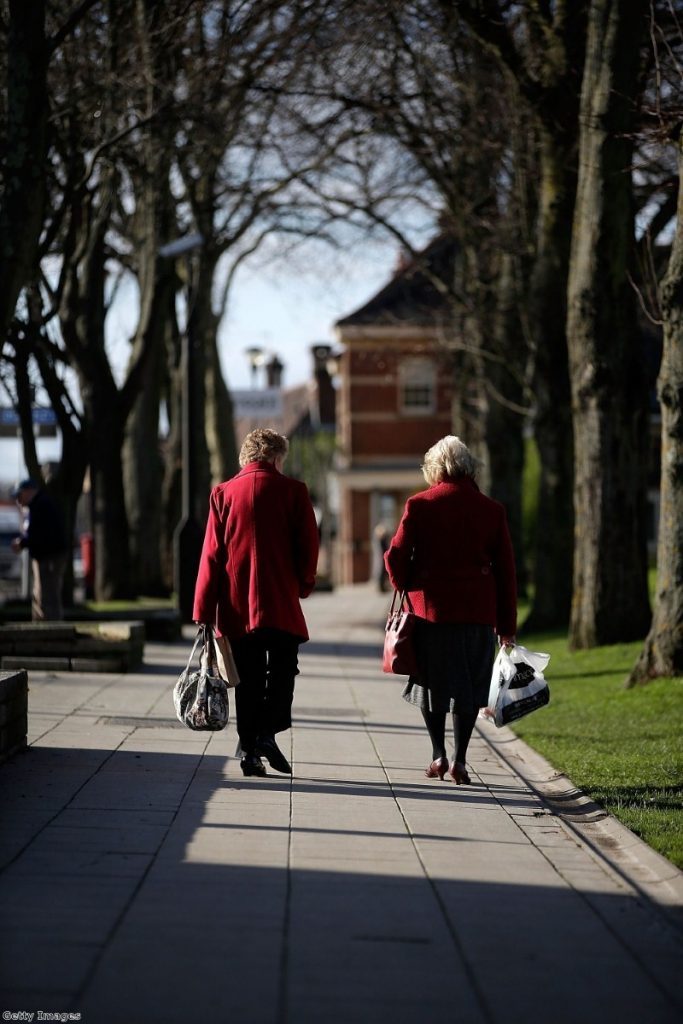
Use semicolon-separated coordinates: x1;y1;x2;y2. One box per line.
0;669;28;762
0;622;144;672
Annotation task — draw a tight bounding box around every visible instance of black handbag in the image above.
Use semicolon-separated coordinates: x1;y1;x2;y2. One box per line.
173;624;230;731
382;590;418;676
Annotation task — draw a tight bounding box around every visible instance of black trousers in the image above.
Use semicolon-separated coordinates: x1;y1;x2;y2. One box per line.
231;628;300;753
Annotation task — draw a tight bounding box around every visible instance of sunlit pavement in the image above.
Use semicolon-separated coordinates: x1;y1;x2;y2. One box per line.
1;584;682;1024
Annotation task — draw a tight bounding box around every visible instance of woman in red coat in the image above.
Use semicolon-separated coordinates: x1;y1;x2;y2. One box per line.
193;429;319;777
385;436;517;785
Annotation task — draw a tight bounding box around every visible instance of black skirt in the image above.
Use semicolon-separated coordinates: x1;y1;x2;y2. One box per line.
402;619;495;716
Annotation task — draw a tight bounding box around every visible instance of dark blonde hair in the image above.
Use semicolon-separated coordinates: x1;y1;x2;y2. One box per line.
238;428;289;468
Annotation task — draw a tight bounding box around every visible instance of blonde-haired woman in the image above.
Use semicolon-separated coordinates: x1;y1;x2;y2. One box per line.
194;428;319;777
385;436;517;784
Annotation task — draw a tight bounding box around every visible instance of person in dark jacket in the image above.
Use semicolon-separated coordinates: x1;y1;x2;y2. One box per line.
193;429;320;778
12;478;68;621
385;436;517;785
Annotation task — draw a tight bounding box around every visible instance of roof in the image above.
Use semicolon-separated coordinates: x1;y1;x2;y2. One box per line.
233;383;318;451
335;234;458;328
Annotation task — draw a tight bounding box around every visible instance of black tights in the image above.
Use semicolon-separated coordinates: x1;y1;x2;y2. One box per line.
421;708;478;765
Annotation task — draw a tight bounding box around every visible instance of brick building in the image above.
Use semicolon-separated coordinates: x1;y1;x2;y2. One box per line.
334;235;456;584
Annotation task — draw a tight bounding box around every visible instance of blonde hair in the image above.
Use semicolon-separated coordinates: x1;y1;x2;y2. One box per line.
239;428;289;468
422;435;479;486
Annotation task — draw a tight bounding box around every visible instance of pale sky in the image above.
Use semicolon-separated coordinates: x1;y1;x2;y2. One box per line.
218;235;403;390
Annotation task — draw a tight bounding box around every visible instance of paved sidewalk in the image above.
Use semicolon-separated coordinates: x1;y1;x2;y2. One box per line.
1;585;682;1024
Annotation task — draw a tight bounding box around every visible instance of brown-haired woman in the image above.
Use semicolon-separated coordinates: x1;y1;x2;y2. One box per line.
194;429;319;777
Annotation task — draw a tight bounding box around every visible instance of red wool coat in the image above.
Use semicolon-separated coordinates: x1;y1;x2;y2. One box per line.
193;461;320;642
384;476;517;638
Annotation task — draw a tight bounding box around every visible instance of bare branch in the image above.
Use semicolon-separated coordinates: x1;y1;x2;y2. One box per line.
49;0;102;53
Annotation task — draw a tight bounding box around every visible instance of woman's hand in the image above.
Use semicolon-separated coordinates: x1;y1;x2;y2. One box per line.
498;635;516;648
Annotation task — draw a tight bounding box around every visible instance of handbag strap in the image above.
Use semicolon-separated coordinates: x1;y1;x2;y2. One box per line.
198;623;220;675
390;589;414;614
183;628;204;676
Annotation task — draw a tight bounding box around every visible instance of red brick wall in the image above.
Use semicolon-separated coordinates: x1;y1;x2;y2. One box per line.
338;487;372;583
336;332;454;582
350;418;451;457
342;345;452;460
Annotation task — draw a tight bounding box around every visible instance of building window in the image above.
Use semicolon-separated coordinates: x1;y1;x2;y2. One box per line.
399;358;436;415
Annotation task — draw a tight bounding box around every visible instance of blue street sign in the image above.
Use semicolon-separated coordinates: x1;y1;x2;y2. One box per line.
0;407;58;426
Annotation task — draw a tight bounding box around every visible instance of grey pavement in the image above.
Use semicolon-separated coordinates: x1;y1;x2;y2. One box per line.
1;584;682;1024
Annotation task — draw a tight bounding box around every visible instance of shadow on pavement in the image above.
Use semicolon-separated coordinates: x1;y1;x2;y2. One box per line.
305;640;383;659
1;745;681;1024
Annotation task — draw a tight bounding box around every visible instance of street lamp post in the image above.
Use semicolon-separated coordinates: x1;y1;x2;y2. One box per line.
244;346;265;387
158;233;204;622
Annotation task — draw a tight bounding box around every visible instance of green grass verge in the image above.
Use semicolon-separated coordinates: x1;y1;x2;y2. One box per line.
509;628;683;869
85;597;175;612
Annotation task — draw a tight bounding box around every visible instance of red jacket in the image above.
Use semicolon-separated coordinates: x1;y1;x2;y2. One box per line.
193;461;320;642
384;477;517;637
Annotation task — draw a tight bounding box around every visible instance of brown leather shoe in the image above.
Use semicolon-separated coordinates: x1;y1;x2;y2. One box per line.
424;757;449;780
447;761;472;785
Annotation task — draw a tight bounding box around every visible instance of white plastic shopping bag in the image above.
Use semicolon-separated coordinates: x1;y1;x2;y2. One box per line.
481;644;550;727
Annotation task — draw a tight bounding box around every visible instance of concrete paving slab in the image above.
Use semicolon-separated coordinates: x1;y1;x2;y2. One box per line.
0;585;681;1024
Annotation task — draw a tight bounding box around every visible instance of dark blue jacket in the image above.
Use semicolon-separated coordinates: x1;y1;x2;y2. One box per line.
20;490;67;561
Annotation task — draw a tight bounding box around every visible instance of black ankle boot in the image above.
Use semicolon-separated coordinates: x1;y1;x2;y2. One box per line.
240;754;267;777
255;735;291;774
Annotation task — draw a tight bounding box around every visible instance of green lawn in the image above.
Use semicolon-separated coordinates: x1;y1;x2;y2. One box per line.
509;628;683;869
85;597;175;612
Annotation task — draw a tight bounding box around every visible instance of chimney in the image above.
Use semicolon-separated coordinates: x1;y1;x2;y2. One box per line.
265;355;284;389
311;344;336;428
393;248;411;274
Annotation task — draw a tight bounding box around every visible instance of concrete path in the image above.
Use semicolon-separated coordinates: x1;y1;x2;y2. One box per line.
1;585;682;1024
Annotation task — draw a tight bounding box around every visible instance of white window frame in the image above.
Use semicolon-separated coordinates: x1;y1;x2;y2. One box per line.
398;357;436;416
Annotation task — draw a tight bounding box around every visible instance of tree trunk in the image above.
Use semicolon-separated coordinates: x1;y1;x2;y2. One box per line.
0;0;48;341
189;249;238;497
31;291;89;610
81;237;133;601
487;251;528;597
87;396;132;601
566;0;651;648
524;134;576;629
205;335;238;483
122;195;177;595
123;288;169;596
448;247;490;492
628;133;683;683
186;257;212;523
60;211;134;601
453;1;589;630
160;326;182;593
122;0;177;596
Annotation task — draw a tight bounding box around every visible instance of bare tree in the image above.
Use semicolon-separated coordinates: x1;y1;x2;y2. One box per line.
0;0;49;347
181;5;342;456
120;0;184;596
452;0;590;629
0;0;115;602
566;0;651;647
0;0;100;346
3;0;342;600
285;1;534;585
629;3;683;682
